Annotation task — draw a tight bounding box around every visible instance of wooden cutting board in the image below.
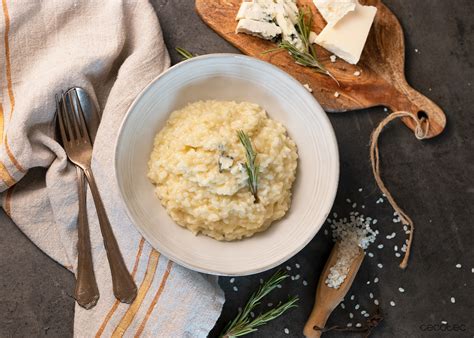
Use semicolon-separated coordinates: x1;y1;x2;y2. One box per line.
195;0;446;138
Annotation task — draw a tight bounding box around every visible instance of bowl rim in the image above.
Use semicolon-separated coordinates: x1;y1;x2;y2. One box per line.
114;53;339;276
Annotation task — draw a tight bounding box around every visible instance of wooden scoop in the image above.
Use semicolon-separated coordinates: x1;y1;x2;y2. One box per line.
196;0;446;138
303;242;365;338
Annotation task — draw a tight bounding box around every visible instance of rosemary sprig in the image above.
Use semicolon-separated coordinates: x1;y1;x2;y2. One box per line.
220;270;299;338
264;9;338;84
175;47;195;60
237;130;259;203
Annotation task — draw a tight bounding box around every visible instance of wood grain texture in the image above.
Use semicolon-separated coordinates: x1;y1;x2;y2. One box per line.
195;0;446;138
303;242;365;338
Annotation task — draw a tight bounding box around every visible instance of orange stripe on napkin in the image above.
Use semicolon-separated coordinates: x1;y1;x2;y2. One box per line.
95;237;145;338
2;0;15;121
2;0;25;175
5;135;26;173
134;260;173;337
111;249;160;337
0;160;15;187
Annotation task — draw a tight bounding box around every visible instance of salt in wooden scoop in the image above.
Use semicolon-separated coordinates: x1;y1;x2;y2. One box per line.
303;242;365;337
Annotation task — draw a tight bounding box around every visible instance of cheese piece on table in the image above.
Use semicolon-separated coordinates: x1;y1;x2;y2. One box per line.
236;2;272;22
313;0;357;26
314;3;377;64
236;19;282;40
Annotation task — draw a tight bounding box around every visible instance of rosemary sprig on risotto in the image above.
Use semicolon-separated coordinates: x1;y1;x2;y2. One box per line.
237;130;260;203
220;270;299;338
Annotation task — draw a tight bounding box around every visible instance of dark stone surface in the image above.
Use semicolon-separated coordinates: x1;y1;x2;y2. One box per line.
1;0;473;337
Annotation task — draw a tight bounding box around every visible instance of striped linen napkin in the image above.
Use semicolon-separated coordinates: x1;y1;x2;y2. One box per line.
0;1;224;336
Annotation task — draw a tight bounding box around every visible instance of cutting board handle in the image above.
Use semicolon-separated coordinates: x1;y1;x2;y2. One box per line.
384;81;446;138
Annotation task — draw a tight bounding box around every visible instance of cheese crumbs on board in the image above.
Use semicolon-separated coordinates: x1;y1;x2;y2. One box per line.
147;100;298;241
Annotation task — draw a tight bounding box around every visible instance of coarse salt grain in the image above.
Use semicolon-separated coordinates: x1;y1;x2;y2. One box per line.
374;277;379;283
399;287;405;293
351;295;355;300
356;323;362;328
230;278;235;283
347;323;353;327
334;91;340;98
349;313;354;319
451;297;455;303
377;263;383;269
286;265;291;271
358;188;363;192
233;286;238;292
390;301;396;306
369;293;374;299
325;213;377;289
368;252;374;258
354;71;361;77
284;328;289;334
276;284;282;288
395;252;401;257
441;321;447;324
303;84;313;93
303;280;308;286
456;264;462;268
364;313;370;317
295;263;300;268
355;304;360;310
374;299;379;305
268;303;273;307
366;281;370;285
377;244;384;249
324;229;329;235
330;55;337;62
341;303;346;309
294;274;301;280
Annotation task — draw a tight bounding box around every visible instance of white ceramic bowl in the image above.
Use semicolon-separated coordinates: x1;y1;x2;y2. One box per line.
115;54;339;276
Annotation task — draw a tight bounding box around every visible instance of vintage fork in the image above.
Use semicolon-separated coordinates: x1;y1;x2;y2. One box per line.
57;96;137;304
56;93;99;309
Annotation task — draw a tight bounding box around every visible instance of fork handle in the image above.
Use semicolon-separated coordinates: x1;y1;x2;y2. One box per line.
83;166;137;304
75;166;100;309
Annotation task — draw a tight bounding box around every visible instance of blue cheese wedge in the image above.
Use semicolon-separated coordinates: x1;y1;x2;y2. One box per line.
274;3;304;50
314;3;377;64
236;2;272;22
236;18;282;40
236;19;281;40
313;0;357;27
236;0;303;50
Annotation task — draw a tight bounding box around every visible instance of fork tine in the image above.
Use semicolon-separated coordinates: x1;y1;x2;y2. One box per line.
72;89;92;145
56;94;69;144
66;91;82;141
61;92;76;141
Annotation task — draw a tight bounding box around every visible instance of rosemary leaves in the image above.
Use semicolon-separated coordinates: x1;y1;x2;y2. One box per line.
265;9;338;84
237;130;259;203
175;47;195;60
220;270;299;338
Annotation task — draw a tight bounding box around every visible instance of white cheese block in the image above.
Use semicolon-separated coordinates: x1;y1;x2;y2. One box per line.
314;3;377;64
236;19;282;40
236;1;272;22
313;0;357;26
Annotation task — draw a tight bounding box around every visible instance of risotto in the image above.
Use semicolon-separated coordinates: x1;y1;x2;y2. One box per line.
147;100;298;240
